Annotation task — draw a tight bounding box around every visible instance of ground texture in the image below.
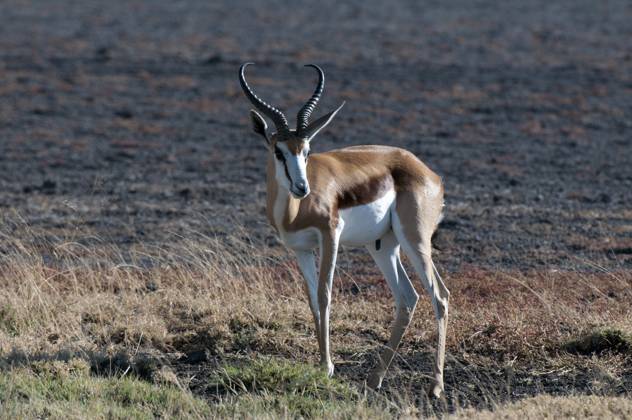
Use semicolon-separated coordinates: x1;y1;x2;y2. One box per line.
0;0;631;418
1;0;631;271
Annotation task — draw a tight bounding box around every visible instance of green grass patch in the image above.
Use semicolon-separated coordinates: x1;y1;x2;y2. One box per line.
209;357;389;418
0;305;19;336
563;328;632;356
0;360;210;419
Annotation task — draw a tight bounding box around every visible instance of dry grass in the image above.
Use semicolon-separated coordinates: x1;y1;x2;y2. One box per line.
451;395;632;419
1;218;631;417
0;220;307;359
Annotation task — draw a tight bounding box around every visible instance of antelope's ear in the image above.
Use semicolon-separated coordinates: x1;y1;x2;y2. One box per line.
250;109;270;145
303;102;345;141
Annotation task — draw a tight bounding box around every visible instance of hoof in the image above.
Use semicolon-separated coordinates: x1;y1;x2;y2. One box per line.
428;382;445;399
321;361;334;377
366;371;383;390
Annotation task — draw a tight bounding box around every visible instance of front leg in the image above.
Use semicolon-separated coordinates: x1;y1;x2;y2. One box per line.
295;250;321;342
317;225;342;377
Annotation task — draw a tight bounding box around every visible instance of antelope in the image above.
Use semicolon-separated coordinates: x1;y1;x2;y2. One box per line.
238;63;450;397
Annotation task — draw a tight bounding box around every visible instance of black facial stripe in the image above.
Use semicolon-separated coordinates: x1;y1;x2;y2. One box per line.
283;160;292;185
275;146;293;185
274;146;284;161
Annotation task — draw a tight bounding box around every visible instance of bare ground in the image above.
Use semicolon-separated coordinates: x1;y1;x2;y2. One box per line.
1;0;631;271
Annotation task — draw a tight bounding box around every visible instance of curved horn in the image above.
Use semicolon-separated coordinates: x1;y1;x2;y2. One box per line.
239;63;290;137
296;64;325;135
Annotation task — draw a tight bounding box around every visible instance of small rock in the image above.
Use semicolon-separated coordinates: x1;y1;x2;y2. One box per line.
203;54;223;65
41;180;57;194
95;47;111;62
183;350;209;364
598;193;611;203
114;109;133;119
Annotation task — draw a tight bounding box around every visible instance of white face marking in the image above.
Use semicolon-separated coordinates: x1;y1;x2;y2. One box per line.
274;141;310;198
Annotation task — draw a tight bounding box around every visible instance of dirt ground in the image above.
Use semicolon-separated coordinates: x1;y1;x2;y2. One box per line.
1;0;631;415
1;0;630;272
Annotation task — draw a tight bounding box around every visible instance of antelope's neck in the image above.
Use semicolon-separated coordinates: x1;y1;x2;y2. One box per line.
266;155;300;233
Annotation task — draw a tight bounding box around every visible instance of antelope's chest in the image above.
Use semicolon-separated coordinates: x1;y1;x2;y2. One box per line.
272;188;320;251
278;227;320;251
270;185;396;251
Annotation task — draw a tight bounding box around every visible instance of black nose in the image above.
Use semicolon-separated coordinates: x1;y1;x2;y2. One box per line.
295;182;307;195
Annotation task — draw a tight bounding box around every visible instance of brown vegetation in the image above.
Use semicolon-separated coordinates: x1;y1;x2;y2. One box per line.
1;220;630;416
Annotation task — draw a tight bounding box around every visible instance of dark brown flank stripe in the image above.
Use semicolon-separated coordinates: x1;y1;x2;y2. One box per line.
336;175;394;210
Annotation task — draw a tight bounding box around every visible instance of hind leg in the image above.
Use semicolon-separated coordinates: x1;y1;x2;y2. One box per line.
393;190;450;398
366;230;419;389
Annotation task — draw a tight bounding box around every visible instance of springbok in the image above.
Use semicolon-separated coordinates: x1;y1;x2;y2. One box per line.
239;63;450;397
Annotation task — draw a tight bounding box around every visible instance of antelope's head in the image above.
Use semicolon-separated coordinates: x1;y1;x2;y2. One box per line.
239;63;344;199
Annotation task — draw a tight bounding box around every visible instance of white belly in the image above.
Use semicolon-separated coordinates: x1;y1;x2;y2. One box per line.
339;189;395;246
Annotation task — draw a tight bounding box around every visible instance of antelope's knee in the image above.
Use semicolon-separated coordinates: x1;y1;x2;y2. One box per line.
404;294;419;316
434;296;448;319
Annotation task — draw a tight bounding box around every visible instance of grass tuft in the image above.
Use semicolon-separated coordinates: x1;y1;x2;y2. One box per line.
563;328;632;356
0;360;210;419
451;395;632;419
213;357;354;398
208;357;386;418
